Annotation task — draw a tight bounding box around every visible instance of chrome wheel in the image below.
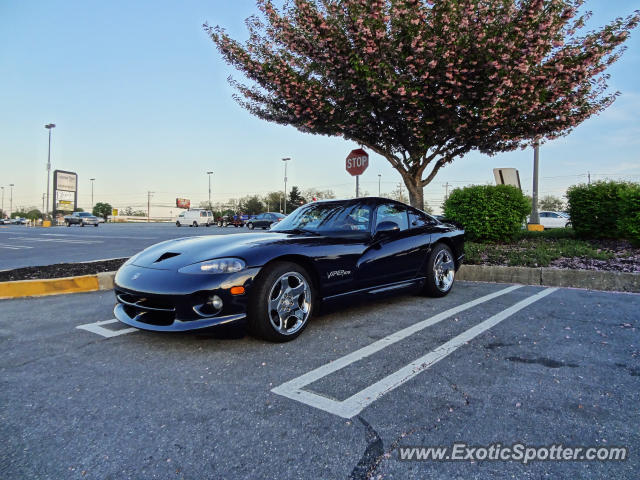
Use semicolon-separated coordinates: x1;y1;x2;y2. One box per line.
434;249;455;292
268;272;311;335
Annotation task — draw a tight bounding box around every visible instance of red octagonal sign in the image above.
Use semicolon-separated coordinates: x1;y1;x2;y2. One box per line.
346;149;369;176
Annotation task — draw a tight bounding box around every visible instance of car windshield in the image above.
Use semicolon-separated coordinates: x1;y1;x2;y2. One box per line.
270;203;371;235
78;212;92;217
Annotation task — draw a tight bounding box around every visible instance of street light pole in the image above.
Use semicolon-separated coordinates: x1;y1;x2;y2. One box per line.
9;184;14;217
530;141;540;225
378;174;381;196
282;157;291;214
90;178;95;210
44;123;56;217
207;171;213;210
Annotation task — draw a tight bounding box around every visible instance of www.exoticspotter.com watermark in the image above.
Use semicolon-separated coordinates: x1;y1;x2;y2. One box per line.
398;443;627;464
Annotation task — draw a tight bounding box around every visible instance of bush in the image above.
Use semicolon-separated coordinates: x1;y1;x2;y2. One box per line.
566;180;638;240
618;185;640;245
443;184;530;242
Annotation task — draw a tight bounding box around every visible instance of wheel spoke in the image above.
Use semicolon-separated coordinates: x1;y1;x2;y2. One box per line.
267;271;312;336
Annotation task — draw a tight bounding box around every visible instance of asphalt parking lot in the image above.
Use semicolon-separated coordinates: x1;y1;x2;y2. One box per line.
0;223;256;270
1;282;638;479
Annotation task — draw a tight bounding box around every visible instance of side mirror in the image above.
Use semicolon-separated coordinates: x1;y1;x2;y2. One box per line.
375;221;400;237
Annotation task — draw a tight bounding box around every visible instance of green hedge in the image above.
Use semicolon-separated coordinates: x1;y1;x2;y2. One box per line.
443;185;530;242
618;185;640;245
566;181;640;243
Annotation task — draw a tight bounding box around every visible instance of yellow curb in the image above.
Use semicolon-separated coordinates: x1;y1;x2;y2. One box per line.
0;275;101;299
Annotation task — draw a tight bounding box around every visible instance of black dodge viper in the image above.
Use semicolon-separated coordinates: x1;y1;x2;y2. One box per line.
114;197;464;341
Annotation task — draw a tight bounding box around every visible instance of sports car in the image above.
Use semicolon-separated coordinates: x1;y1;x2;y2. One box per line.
114;197;465;342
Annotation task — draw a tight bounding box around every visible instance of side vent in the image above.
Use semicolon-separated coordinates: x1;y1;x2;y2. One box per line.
155;252;181;263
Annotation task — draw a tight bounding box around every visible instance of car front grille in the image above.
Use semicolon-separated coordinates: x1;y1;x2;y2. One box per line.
116;292;176;326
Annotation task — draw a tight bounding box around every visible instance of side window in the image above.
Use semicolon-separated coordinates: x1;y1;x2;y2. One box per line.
375;203;408;232
549;213;559;218
408;208;434;228
179;213;185;218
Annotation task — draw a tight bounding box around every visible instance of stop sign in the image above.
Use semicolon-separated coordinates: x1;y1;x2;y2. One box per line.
346;149;369;176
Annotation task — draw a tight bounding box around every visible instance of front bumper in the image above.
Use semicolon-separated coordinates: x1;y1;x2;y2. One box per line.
113;263;261;332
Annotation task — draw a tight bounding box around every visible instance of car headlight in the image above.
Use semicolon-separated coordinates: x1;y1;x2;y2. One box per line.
178;258;246;274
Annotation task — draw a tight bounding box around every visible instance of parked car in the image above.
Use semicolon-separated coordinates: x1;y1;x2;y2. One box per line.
216;214;245;228
113;197;465;342
0;217;12;224
533;211;572;229
11;217;28;225
176;209;214;227
64;212;100;227
246;212;286;230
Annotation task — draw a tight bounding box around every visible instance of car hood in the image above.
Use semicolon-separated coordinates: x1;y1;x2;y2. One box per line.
130;232;307;270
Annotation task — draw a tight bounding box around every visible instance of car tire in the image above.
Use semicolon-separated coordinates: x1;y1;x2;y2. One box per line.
66;221;70;227
193;221;198;227
421;243;456;298
176;221;181;227
81;222;85;227
247;223;254;230
94;224;98;227
247;261;316;342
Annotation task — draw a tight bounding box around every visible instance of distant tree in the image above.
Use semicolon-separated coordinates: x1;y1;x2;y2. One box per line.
287;186;306;212
25;209;43;221
73;207;84;212
11;209;28;219
0;209;5;219
207;0;639;210
92;202;113;220
539;195;564;211
303;188;336;201
240;195;265;214
263;191;285;212
382;185;409;204
199;200;214;210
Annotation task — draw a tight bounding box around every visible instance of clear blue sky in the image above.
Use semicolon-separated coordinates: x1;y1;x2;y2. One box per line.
1;0;639;214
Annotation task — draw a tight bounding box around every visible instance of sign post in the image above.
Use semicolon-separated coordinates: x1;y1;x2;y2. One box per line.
345;149;369;198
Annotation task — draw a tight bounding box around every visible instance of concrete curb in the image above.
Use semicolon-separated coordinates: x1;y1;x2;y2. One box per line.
0;272;117;300
1;265;638;300
457;265;640;293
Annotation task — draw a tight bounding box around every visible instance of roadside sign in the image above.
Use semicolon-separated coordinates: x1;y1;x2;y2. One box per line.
493;168;522;190
112;208;118;216
346;149;369;176
176;198;190;209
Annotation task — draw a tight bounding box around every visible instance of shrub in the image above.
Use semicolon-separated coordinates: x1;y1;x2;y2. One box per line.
443;184;530;242
618;185;640;245
566;180;638;240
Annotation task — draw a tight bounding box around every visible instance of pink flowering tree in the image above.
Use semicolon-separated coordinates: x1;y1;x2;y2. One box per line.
205;0;639;209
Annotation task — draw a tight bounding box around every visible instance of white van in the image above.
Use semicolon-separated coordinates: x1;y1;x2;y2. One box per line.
176;209;214;227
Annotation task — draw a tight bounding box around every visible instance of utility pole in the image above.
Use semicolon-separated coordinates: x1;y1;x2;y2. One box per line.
282;157;291;214
9;184;14;217
42;193;45;214
442;182;451;201
378;174;382;196
588;171;591;186
207;171;213;210
529;140;540;225
147;191;154;222
1;187;4;217
90;178;95;210
44;124;56;217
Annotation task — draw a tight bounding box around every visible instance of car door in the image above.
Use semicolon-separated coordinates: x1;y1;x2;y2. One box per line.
356;202;428;288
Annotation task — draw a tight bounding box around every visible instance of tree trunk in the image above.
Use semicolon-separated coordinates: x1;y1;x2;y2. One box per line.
405;174;425;210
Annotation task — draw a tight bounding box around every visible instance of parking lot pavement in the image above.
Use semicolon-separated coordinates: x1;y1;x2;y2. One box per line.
1;282;638;479
0;223;258;270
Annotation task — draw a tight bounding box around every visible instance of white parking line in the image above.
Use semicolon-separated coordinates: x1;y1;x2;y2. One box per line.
272;286;557;418
9;236;103;245
41;233;157;240
0;244;34;250
76;319;137;338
